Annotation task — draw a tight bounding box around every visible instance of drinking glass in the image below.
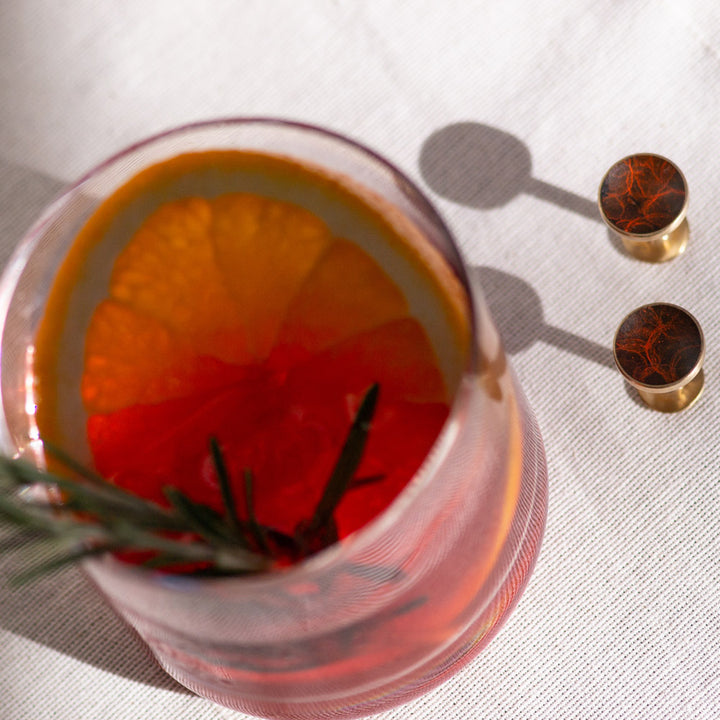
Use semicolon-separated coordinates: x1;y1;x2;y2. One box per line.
0;119;547;719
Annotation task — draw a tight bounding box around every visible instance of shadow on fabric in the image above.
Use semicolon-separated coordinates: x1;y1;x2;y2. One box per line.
417;122;616;368
418;121;599;219
472;266;614;369
419;120;632;256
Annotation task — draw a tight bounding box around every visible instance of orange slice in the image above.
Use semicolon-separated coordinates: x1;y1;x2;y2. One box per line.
36;151;462;544
81;191;430;417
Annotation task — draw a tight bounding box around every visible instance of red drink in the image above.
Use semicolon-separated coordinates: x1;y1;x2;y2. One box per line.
33;149;467;560
0;120;546;719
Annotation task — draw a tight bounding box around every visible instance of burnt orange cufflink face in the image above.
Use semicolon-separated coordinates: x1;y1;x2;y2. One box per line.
599;154;689;262
614;303;704;412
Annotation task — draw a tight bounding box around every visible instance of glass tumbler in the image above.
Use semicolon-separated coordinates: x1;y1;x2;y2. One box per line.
0;119;547;719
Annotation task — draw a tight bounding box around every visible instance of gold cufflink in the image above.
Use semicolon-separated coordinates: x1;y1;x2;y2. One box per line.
599;154;689;262
614;303;704;412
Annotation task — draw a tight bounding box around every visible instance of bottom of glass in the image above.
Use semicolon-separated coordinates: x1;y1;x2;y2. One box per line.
154;408;548;720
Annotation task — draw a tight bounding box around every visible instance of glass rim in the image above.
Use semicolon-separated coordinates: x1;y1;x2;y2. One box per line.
1;116;484;588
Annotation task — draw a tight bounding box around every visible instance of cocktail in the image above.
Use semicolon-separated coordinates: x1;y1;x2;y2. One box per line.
0;119;547;719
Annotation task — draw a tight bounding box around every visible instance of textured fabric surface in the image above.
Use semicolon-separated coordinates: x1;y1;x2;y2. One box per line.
2;1;720;718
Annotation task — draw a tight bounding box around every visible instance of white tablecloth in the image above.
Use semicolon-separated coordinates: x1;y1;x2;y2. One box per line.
2;1;720;718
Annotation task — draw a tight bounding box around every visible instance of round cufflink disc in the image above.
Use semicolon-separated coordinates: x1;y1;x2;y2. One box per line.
599;154;689;262
614;303;704;412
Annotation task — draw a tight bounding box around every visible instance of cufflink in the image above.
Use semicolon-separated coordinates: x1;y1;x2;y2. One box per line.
599;154;688;262
614;303;704;412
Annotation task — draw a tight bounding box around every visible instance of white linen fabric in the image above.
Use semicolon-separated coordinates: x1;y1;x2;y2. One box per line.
1;1;720;718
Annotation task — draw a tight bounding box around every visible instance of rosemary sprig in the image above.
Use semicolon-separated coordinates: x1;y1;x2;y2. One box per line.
0;383;380;584
295;382;379;554
209;436;242;536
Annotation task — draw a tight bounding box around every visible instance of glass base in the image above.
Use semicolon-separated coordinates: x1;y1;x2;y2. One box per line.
148;398;547;720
